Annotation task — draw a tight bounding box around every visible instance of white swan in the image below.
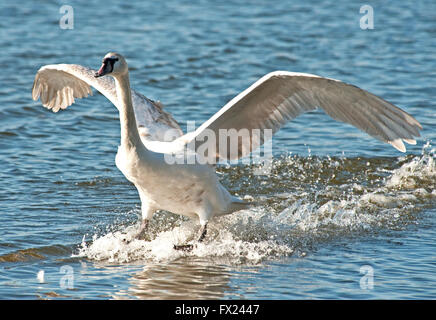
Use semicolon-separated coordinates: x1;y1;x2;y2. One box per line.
32;52;422;246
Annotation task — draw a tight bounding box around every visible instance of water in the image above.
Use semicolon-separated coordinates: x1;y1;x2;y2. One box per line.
0;0;435;299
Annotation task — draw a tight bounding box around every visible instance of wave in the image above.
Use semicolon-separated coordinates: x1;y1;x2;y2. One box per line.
0;244;71;263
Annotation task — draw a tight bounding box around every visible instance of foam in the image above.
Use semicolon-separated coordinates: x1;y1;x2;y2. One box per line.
75;213;294;264
386;142;435;189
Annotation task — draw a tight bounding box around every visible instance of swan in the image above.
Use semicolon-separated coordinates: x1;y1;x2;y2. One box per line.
32;52;422;247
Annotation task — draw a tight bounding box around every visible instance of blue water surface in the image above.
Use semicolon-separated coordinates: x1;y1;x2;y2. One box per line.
0;0;435;299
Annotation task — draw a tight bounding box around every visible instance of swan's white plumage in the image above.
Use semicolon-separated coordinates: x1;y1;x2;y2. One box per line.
32;55;423;242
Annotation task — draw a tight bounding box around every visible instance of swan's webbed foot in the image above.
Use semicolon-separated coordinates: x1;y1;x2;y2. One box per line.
173;244;194;251
173;223;208;252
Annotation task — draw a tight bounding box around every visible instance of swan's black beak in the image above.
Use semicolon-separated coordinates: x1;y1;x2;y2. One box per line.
94;57;118;78
94;61;109;78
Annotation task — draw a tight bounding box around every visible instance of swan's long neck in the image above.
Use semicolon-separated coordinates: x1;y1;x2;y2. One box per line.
114;73;142;149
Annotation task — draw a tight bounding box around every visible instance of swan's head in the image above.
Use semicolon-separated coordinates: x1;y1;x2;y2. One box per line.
94;52;127;78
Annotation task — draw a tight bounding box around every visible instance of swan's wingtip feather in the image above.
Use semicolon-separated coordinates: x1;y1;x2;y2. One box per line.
31;74;41;101
389;139;406;152
403;138;417;145
31;84;40;101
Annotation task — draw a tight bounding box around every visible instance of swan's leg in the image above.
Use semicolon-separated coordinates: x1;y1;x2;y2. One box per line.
197;222;208;242
135;219;150;240
173;205;212;251
135;198;155;240
173;221;209;251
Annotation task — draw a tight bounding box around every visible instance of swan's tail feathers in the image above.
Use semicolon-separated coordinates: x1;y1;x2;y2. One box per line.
229;197;256;213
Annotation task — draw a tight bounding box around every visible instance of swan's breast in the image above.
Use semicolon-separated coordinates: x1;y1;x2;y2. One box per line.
115;146;141;184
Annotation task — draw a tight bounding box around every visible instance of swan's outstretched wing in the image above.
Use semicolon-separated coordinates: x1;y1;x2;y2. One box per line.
185;71;422;159
32;64;183;142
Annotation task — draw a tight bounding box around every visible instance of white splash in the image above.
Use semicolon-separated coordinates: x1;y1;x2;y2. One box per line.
75;213;293;264
386;141;435;189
